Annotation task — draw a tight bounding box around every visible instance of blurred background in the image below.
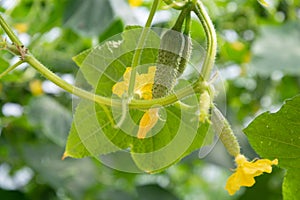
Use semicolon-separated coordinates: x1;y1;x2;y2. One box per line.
0;0;299;199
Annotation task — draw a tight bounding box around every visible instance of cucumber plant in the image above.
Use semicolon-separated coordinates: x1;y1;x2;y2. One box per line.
1;0;297;198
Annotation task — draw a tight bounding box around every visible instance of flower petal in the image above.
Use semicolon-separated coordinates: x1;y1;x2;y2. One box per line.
112;66;156;99
225;154;278;195
225;169;256;195
137;108;159;139
135;66;156;100
139;83;153;100
112;68;132;98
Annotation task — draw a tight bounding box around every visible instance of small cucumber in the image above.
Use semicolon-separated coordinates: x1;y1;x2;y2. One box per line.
152;30;185;98
212;108;240;157
152;6;192;99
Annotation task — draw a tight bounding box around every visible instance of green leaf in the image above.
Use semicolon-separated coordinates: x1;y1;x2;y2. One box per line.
283;170;300;200
244;95;300;168
63;0;114;37
72;48;92;68
251;22;300;76
244;94;300;199
63;121;91;159
27;96;72;147
64;99;119;159
66;28;209;172
65;28;160;159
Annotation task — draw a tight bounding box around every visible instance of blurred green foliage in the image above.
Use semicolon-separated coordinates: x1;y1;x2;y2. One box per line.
0;0;299;199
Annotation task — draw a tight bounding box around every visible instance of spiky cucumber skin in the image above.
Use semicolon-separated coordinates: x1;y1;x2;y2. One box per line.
152;30;192;99
177;35;192;78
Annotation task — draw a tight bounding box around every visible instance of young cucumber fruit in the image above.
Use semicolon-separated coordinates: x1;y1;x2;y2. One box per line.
152;30;192;98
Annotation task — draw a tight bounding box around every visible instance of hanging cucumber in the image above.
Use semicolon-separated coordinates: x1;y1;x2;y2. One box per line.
152;5;192;99
177;10;192;78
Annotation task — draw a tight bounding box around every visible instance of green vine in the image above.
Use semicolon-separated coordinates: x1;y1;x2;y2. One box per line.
193;1;217;81
0;15;23;46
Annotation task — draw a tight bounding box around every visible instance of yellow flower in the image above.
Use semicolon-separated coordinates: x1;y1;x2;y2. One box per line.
112;66;156;100
129;0;143;7
112;66;159;139
225;154;278;195
29;79;43;96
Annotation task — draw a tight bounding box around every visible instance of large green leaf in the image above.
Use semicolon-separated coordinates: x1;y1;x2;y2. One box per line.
244;94;300;200
66;28;209;172
95;82;206;172
65;27;160;160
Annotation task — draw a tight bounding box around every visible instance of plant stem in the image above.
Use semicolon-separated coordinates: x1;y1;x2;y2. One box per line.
184;8;191;35
193;1;217;81
172;4;191;31
127;0;159;99
25;55;108;103
0;60;24;79
24;55;201;109
0;15;23;46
